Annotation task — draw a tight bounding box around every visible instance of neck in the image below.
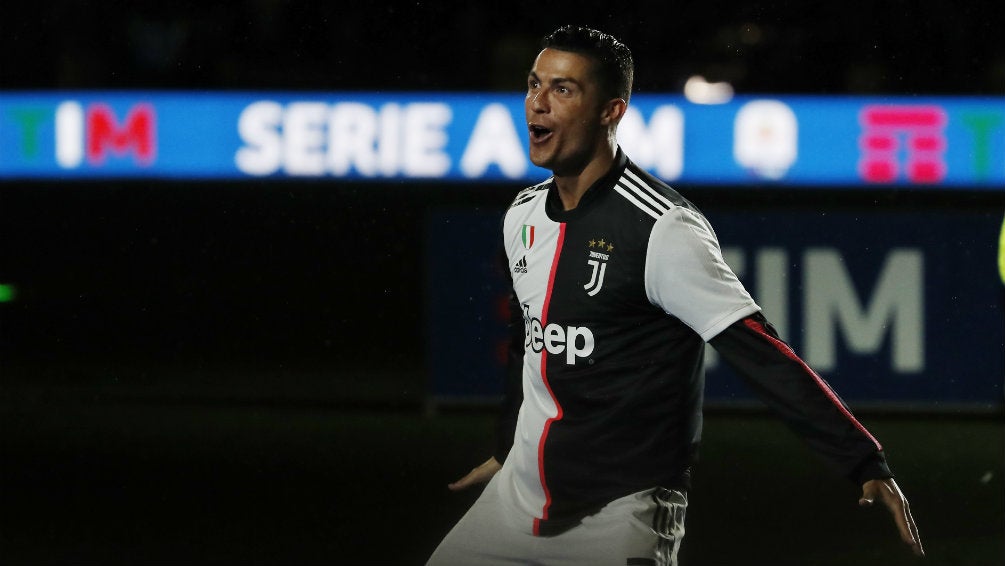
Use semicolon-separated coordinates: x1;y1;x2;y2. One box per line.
553;142;617;211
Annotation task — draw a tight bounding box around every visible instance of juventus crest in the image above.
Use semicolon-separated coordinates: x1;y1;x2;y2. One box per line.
584;238;613;296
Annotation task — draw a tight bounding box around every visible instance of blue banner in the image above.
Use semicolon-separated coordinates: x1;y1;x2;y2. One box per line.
425;208;1004;409
1;92;1003;188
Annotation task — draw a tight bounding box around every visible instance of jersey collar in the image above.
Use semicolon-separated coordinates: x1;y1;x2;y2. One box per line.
545;147;629;222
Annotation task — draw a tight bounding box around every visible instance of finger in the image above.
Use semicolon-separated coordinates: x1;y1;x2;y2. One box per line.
879;487;923;555
879;489;912;542
447;472;477;491
448;465;491;491
891;503;915;547
447;458;501;491
858;483;876;507
903;503;925;557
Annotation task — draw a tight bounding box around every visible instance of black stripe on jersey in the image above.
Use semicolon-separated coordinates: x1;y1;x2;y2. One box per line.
613;172;672;220
511;180;550;208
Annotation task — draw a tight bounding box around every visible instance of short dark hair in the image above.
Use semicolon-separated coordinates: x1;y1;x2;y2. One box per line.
541;25;634;102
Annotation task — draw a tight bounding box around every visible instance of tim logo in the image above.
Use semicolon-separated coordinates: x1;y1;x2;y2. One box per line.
858;105;947;183
54;101;157;169
584;238;613;297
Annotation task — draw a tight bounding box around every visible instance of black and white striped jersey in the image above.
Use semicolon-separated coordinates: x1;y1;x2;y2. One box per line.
492;149;892;537
494;149;759;536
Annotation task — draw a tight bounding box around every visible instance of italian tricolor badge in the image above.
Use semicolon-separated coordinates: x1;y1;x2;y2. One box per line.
521;225;535;250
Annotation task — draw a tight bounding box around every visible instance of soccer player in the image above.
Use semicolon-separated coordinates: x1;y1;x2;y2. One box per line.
427;25;924;565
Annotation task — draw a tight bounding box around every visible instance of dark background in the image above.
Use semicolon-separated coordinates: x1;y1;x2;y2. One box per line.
3;0;1003;379
5;1;1005;94
2;1;1003;564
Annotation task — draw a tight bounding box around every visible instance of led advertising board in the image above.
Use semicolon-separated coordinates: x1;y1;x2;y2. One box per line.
1;92;1003;187
425;208;1004;409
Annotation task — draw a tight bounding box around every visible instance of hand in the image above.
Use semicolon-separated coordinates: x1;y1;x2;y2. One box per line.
859;478;924;557
448;457;502;491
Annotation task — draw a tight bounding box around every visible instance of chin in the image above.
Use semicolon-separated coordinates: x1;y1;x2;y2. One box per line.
528;152;554;171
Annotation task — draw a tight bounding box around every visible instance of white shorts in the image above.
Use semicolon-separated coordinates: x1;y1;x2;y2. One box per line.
427;475;687;566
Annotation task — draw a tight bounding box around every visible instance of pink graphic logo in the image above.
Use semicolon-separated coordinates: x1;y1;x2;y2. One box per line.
87;103;157;165
858;105;947;183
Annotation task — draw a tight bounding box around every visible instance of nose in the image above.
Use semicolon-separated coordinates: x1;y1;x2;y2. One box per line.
529;89;549;113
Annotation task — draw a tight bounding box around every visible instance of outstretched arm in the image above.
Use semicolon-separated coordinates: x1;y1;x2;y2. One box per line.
447;257;523;492
710;313;923;557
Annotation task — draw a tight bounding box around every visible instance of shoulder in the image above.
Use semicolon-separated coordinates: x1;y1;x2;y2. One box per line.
610;160;703;225
509;178;552;209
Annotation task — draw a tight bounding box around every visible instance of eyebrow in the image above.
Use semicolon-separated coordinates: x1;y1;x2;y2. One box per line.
527;71;583;88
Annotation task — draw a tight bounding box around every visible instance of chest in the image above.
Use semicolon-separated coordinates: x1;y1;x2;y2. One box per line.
504;202;652;321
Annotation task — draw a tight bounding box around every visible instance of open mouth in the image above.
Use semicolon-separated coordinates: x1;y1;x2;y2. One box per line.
529;124;553;142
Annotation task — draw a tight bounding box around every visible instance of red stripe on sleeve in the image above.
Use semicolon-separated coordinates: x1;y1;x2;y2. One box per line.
743;318;883;452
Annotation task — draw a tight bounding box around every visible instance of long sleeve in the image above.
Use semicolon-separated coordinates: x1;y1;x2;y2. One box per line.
494;264;525;464
709;313;892;484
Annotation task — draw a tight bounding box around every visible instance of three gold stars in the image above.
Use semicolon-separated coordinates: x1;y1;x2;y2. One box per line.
588;238;614;252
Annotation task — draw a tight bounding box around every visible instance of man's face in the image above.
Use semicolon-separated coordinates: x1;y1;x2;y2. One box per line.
525;48;608;176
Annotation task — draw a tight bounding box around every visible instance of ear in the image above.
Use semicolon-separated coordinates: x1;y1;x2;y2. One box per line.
600;98;628;126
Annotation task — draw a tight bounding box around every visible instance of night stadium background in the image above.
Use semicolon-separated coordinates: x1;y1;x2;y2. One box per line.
2;2;1003;564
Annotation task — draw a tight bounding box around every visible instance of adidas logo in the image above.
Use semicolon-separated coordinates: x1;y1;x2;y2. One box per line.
513;256;528;274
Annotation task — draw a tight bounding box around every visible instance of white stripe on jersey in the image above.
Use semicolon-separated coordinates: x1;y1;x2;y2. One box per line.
617;177;671;218
500;191;565;527
624;169;676;210
613;185;661;220
614;172;674;221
